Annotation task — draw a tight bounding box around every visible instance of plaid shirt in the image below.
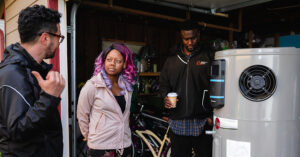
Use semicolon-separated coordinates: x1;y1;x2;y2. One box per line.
169;118;207;136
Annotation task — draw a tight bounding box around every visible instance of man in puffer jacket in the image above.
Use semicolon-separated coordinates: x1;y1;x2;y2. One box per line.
0;5;65;157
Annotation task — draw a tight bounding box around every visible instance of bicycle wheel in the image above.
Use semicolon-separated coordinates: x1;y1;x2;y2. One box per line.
166;148;171;157
131;143;135;157
132;132;145;156
162;143;171;157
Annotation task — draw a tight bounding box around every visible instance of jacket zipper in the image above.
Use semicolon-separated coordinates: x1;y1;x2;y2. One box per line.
202;90;208;111
106;88;124;120
106;88;126;149
186;57;190;113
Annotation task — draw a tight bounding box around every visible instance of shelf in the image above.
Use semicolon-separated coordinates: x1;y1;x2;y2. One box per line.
139;72;160;76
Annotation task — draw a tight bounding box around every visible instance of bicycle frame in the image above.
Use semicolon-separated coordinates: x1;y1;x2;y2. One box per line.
135;126;170;157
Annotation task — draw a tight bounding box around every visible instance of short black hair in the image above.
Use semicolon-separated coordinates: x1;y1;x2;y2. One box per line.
18;5;61;43
179;20;199;31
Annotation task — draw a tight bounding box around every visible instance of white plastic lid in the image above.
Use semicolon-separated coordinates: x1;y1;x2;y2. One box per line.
167;92;177;97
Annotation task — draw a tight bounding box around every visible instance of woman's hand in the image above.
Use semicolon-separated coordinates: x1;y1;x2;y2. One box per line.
83;137;87;141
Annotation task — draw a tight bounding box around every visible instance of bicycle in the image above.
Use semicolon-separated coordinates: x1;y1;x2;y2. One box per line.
135;126;171;157
131;103;171;157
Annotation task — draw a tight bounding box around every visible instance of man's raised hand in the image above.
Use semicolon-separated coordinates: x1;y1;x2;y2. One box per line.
32;71;65;97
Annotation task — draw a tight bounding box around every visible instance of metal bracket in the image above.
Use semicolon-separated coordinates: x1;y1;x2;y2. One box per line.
67;26;73;33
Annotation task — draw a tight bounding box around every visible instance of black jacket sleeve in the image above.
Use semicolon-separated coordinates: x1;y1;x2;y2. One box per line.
0;65;60;141
159;58;171;98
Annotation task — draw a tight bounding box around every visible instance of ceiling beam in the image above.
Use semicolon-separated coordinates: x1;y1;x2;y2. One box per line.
82;1;242;32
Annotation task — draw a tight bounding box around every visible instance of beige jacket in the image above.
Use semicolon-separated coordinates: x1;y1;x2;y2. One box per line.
77;74;132;150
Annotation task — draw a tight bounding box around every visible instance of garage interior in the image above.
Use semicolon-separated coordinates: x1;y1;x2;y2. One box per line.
68;0;300;108
66;0;300;155
68;0;300;84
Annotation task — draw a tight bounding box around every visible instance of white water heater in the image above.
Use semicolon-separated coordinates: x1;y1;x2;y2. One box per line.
209;48;300;157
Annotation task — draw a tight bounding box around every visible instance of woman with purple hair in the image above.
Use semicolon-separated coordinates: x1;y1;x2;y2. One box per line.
77;43;137;157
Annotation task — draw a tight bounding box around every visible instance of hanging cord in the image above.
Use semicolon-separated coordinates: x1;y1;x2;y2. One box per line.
186;0;193;19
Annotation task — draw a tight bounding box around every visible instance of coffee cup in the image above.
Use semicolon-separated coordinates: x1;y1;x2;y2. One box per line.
167;92;178;108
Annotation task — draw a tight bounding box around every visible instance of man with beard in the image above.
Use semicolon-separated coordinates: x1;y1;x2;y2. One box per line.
159;20;213;157
0;5;65;157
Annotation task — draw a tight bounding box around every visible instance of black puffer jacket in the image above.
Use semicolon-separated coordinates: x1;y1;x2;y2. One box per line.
159;44;213;120
0;43;63;157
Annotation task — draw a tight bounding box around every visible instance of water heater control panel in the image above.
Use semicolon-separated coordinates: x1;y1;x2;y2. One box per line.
210;60;225;108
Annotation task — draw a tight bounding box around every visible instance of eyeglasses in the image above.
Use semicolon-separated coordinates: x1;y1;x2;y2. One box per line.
47;32;65;43
40;32;65;43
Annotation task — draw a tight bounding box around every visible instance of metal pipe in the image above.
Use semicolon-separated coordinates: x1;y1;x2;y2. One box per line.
218;0;271;12
142;113;168;123
198;21;240;32
70;2;80;157
138;0;210;15
138;0;229;18
82;1;242;32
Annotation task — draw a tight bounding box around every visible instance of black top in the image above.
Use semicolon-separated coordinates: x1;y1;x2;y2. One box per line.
159;44;213;120
115;95;126;113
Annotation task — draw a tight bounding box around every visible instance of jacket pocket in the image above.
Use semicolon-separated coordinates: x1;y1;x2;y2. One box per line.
201;89;209;112
94;112;105;132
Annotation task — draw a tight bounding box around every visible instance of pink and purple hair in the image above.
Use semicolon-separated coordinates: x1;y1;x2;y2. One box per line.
93;43;137;94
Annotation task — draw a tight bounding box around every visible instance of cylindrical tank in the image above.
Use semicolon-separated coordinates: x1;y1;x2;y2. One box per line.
210;48;300;157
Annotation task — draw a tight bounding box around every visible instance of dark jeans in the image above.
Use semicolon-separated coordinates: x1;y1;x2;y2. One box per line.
87;147;131;157
170;125;212;157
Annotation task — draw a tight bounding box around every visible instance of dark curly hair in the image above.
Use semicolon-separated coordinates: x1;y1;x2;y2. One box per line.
18;5;61;43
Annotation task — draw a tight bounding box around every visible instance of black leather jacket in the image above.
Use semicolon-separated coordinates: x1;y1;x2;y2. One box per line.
0;43;63;157
159;44;213;120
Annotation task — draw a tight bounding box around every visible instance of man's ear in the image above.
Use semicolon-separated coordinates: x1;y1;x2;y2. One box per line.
39;33;49;46
123;64;126;70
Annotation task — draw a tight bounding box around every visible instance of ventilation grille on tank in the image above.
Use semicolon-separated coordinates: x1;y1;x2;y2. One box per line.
239;65;276;102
